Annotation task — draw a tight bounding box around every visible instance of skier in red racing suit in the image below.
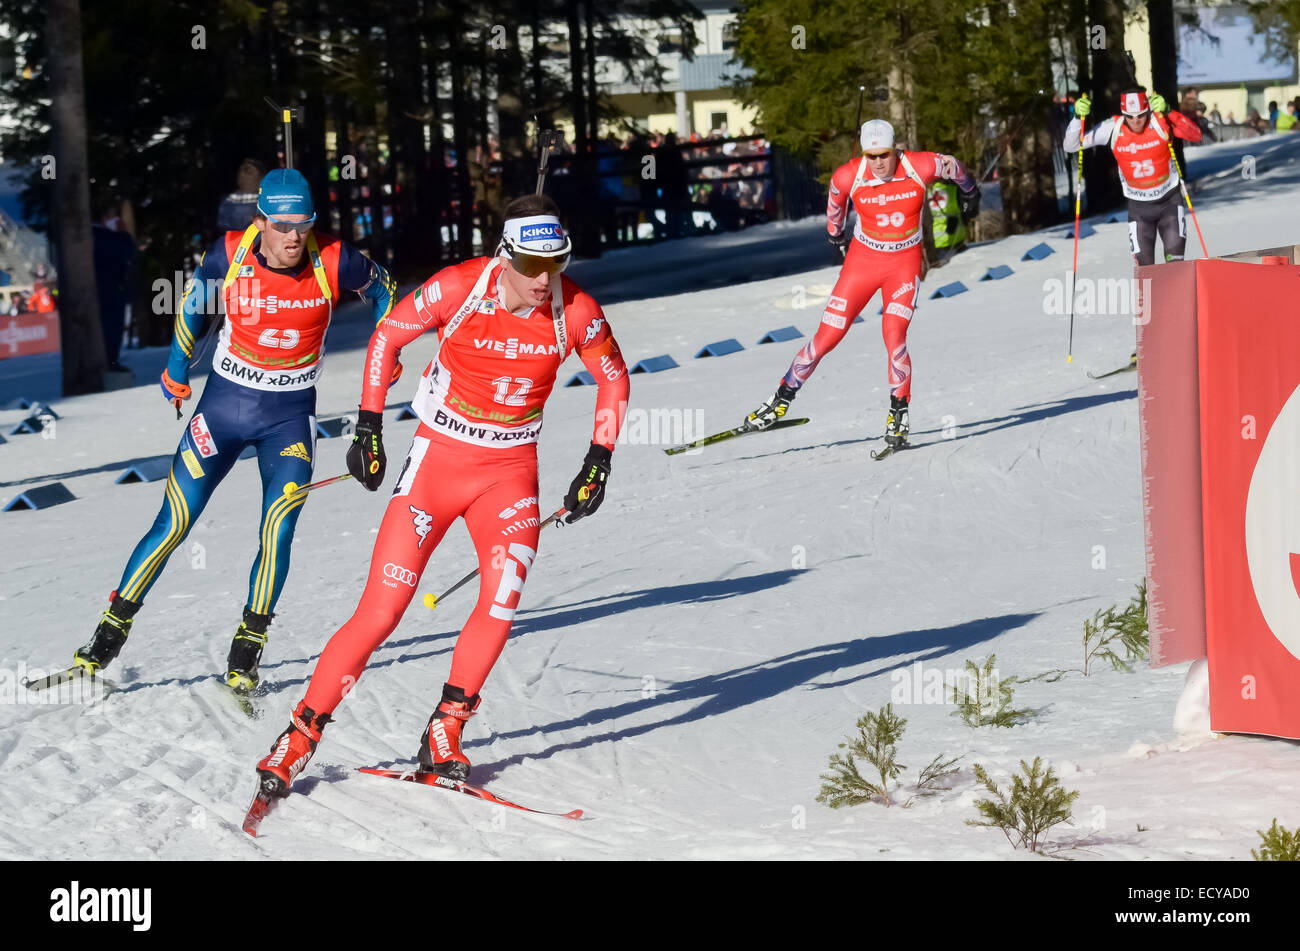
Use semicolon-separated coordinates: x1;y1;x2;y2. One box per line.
744;118;979;449
254;194;630;796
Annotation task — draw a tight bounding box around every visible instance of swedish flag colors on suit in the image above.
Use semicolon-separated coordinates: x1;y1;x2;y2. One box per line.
116;373;316;611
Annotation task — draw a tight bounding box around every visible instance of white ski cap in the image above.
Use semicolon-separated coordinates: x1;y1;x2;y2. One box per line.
860;119;896;152
501;214;571;257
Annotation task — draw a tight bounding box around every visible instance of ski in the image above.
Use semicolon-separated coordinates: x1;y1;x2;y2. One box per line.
358;767;585;820
664;416;810;455
870;441;911;461
21;666;117;695
1087;357;1138;379
241;785;280;837
217;678;264;720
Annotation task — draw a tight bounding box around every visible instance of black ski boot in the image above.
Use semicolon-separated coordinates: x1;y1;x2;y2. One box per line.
74;594;141;673
226;609;273;694
885;396;910;448
417;683;482;781
745;382;798;431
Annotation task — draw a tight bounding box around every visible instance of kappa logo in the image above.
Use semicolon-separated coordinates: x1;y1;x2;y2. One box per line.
1245;384;1300;661
410;505;433;547
280;442;311;461
582;317;605;344
189;413;217;458
383;563;417;587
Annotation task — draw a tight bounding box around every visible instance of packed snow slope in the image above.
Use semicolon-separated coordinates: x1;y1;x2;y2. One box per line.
2;133;1299;860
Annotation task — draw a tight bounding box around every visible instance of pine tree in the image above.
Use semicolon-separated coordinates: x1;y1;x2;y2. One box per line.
816;704;908;807
950;654;1032;727
1252;819;1300;861
967;758;1080;852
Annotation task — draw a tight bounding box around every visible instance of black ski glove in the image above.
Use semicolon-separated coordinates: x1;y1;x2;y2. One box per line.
347;409;386;491
828;231;850;258
958;186;981;220
564;443;612;523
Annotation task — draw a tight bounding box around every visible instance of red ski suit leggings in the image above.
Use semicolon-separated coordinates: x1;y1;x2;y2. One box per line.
782;241;923;400
303;425;542;716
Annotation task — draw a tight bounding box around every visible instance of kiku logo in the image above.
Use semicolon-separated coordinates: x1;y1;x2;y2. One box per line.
1244;384;1300;661
520;224;563;242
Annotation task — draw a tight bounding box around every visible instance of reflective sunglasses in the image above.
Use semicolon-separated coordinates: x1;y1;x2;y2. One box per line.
864;150;893;160
266;213;316;234
508;250;570;278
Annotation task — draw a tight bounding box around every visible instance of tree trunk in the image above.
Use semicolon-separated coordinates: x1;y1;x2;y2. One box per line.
497;23;530;198
426;39;447;267
585;1;599;145
566;0;599;256
47;0;105;396
449;44;474;259
333;95;355;244
1001;110;1061;232
1083;0;1127;213
1147;0;1177;103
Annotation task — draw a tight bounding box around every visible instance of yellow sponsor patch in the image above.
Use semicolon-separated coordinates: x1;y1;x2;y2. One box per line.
280;442;311;462
181;448;204;478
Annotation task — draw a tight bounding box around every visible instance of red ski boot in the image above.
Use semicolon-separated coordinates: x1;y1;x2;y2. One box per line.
256;700;331;797
417;684;481;781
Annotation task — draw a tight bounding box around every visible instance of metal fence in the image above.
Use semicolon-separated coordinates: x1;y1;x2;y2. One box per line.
547;135;824;250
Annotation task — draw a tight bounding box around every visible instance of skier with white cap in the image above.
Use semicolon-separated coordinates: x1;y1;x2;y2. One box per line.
251;193;631;798
745;119;979;451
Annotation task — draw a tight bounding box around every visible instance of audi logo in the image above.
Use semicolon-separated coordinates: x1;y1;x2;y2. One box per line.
384;563;417;586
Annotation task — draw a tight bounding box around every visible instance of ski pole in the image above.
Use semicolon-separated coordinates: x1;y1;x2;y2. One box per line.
1067;115;1085;364
282;473;352;499
264;96;296;168
536;128;561;196
422;507;568;611
1164;138;1208;257
852;84;865;160
977;89;1046;184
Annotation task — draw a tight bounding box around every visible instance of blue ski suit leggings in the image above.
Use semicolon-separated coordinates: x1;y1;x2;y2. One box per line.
115;373;317;616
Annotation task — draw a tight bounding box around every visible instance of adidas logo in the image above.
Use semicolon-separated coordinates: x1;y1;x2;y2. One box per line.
280;442;311;461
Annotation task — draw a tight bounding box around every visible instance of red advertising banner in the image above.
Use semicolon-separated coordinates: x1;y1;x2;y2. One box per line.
0;310;61;360
1196;258;1300;738
1136;261;1206;667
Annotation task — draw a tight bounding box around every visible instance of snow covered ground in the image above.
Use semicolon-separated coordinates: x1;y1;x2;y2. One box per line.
2;133;1299;860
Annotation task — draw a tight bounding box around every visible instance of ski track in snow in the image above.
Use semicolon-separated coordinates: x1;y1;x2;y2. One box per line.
3;134;1300;859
